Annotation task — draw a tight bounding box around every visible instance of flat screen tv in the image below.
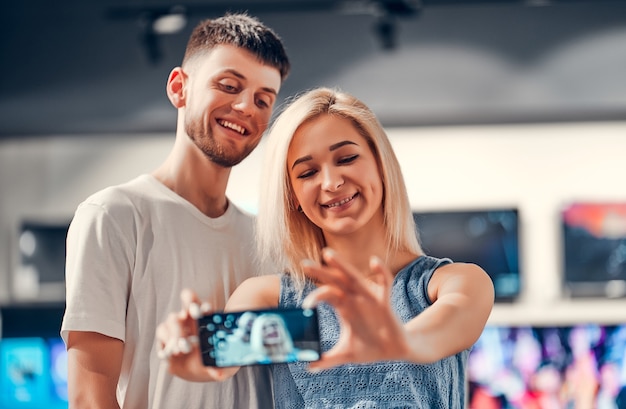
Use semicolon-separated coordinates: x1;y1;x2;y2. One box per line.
468;323;626;409
413;208;521;302
14;220;70;302
0;304;67;409
561;202;626;298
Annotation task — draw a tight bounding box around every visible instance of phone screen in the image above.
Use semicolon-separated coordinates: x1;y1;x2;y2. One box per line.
197;307;321;367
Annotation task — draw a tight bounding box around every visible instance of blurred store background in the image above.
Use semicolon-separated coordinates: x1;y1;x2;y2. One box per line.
1;0;626;407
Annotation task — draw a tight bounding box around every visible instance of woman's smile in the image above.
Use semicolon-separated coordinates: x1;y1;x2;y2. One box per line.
321;193;358;209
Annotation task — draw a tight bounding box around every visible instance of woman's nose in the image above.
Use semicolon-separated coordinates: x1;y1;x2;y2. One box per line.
321;167;344;192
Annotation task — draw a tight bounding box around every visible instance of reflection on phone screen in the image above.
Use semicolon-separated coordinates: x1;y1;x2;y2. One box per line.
198;308;321;367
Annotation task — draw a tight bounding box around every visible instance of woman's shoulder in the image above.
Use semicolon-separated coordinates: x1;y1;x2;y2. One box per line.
278;273;316;307
399;255;453;277
392;255;454;308
228;275;282;310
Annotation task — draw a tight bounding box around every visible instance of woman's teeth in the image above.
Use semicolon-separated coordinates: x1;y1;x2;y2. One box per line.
325;195;353;208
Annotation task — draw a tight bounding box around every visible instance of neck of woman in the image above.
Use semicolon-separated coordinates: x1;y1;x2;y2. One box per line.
324;233;418;277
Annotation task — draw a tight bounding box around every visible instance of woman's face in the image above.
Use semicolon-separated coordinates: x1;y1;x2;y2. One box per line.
286;114;384;237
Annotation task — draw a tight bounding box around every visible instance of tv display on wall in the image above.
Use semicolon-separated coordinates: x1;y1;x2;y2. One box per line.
0;337;68;409
561;202;626;298
468;323;626;409
14;220;70;302
413;208;521;302
0;304;67;409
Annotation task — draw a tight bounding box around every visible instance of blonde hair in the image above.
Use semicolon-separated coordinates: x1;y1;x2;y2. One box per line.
256;87;421;288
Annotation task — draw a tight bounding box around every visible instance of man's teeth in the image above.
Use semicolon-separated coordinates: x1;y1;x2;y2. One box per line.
219;120;245;135
326;196;352;208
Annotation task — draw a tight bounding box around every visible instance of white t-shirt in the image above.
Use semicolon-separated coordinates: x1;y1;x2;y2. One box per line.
61;174;273;409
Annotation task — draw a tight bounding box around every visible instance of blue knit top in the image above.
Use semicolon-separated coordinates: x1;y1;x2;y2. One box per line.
273;255;469;409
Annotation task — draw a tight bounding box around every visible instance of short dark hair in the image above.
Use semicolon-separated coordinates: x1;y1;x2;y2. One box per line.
182;13;290;81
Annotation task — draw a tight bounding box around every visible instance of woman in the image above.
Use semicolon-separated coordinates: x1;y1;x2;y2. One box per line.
156;87;495;408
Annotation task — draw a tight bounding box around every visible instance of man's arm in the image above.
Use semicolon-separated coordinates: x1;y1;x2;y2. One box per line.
67;331;124;409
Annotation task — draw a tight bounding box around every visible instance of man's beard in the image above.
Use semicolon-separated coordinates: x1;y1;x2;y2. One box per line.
186;119;257;168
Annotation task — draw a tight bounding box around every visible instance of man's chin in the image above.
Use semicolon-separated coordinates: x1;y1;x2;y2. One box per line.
200;147;248;168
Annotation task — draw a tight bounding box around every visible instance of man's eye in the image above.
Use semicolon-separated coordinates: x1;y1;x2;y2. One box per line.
218;82;239;93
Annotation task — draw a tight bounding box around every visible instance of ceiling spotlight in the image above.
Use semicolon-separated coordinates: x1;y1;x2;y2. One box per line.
152;7;187;34
137;6;187;65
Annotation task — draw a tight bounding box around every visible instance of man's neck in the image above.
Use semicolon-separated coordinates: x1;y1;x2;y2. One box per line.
152;140;232;218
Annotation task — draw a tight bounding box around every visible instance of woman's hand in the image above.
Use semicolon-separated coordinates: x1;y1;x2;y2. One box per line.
155;289;238;382
301;248;412;371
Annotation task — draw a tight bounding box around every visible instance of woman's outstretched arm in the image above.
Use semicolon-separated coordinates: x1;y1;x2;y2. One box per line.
302;248;494;371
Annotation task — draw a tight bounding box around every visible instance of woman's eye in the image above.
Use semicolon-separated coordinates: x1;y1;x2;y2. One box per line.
338;154;358;164
297;169;317;179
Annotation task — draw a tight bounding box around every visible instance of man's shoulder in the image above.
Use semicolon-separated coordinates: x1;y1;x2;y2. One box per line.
81;174;156;206
228;201;256;221
73;174;162;224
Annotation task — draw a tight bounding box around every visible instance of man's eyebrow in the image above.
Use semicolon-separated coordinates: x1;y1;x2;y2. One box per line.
291;141;358;170
222;69;277;96
262;87;278;96
221;68;245;80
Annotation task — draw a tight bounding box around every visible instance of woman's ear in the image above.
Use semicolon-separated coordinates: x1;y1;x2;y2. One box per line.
166;67;186;108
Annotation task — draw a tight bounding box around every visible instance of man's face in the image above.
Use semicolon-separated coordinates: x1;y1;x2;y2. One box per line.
183;45;282;167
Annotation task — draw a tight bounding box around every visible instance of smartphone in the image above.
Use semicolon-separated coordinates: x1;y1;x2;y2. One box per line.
197;307;321;367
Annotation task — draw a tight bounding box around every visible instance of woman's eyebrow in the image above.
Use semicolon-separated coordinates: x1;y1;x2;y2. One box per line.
329;140;357;151
291;141;358;170
291;155;312;170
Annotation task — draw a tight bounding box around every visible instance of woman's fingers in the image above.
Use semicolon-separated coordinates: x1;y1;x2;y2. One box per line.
180;288;212;319
321;249;367;290
307;349;353;372
303;248;385;296
155;311;199;359
156;313;181;359
302;285;344;309
302;258;351;290
369;256;393;299
156;289;212;360
154;289;241;382
301;251;408;370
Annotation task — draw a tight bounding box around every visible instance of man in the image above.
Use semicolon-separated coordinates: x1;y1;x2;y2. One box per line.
61;13;290;408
